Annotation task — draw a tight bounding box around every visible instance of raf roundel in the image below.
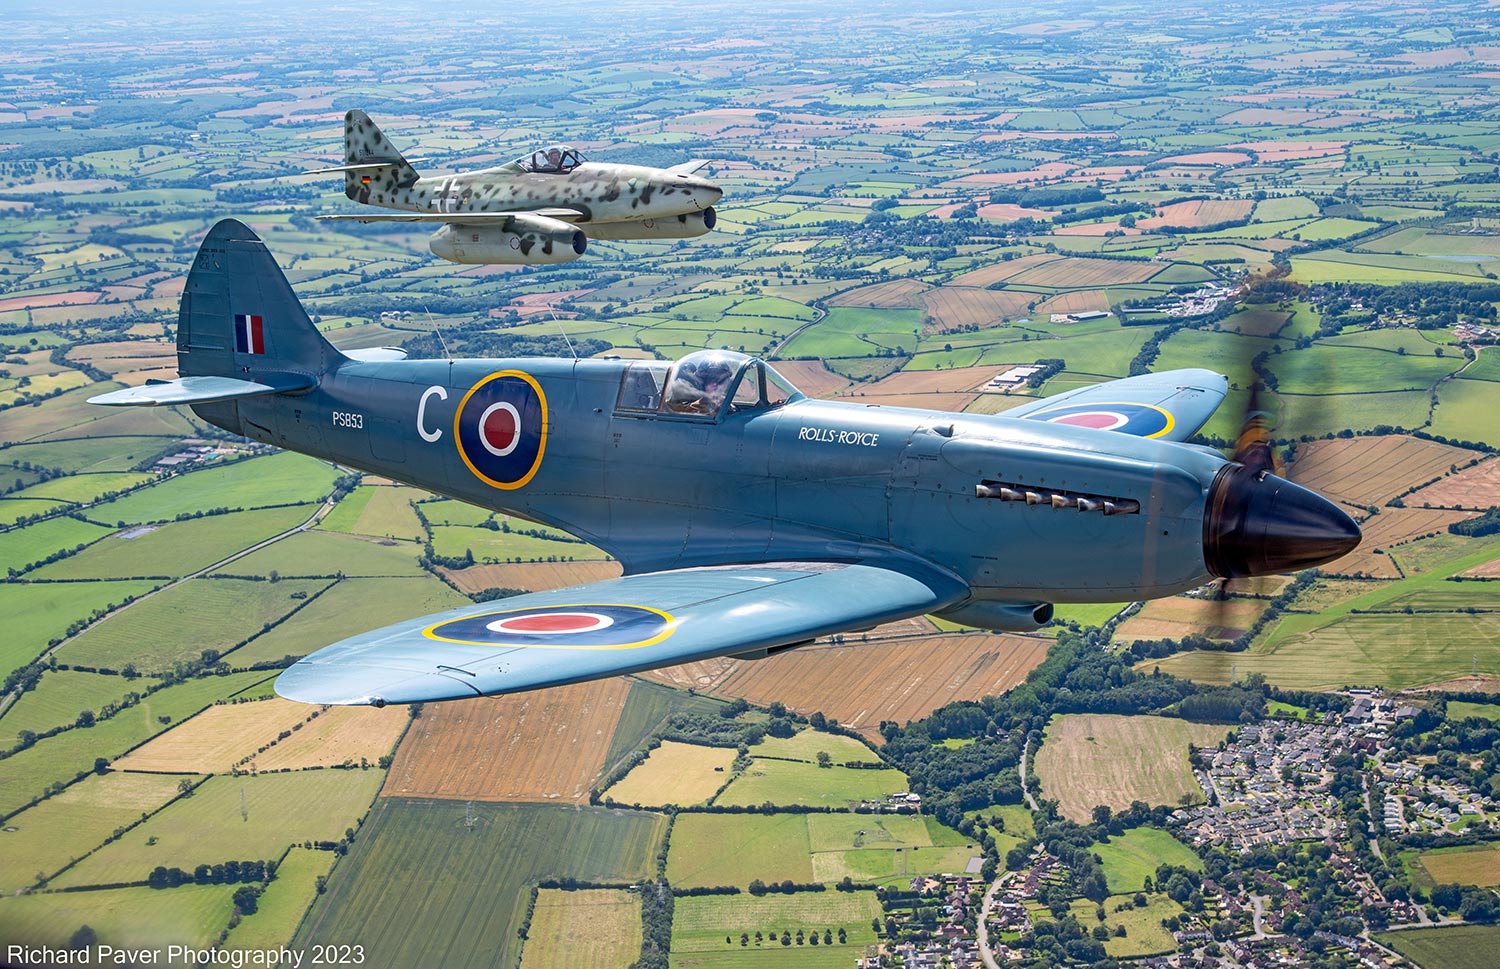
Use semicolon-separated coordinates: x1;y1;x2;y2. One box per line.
1030;400;1175;439
454;371;548;489
425;604;676;650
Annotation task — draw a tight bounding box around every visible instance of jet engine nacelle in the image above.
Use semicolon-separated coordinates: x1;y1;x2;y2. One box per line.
429;215;587;265
584;207;717;241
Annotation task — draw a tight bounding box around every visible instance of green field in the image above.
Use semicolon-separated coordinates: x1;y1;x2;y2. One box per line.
1375;925;1500;969
1093;827;1203;894
222;847;338;951
1;669;156;744
318;485;425;542
58;577;329;672
0;771;193;892
1412;842;1500;888
56;768;385;888
0;514;115;574
227;529;427;578
1448;701;1500;722
0;579;160;682
807;814;977;884
92;452;341;524
1067;893;1184;958
605;680;729;769
520;888;642;969
1154;538;1500;689
670;890;882;969
668;814;814;888
714;760;907;809
747;728;882;765
0;882;239;952
0;671;269;819
225;576;469;666
294;799;665;969
29;504;320;580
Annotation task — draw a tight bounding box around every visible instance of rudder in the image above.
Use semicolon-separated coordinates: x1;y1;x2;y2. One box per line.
177;219;342;380
342;109;421;203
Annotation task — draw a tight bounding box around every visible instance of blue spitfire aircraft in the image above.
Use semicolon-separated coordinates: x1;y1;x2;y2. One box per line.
90;220;1360;708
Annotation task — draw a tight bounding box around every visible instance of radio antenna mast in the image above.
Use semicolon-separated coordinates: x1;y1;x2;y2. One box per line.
421;304;453;361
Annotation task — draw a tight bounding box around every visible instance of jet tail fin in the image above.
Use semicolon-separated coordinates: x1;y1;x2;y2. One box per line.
338;109;422;203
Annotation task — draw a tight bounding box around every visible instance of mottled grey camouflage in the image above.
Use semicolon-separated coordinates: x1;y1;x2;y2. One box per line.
341;109;720;231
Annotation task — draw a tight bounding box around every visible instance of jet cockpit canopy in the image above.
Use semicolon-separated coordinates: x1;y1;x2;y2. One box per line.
519;145;586;174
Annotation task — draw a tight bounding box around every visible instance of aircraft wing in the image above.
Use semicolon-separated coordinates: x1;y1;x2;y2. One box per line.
1001;368;1228;442
318;208;584;225
274;562;966;706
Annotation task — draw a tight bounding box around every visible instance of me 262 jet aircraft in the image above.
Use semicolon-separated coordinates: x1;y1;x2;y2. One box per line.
91;221;1361;707
310;110;722;265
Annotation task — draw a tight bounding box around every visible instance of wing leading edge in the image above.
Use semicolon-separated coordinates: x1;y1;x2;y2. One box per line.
274;563;966;706
1002;368;1228;442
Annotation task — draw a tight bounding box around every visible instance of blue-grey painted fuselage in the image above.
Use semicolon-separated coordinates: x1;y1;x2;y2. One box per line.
91;220;1359;706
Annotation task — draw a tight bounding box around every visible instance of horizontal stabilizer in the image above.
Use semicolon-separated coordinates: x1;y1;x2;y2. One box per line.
1002;368;1229;442
306;160;406;175
343;346;409;362
318;207;584;225
275;562;966;705
667;159;712;175
88;374;315;407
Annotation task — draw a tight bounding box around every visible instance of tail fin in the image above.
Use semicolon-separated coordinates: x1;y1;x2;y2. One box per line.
178;219;343;380
342;109;421;203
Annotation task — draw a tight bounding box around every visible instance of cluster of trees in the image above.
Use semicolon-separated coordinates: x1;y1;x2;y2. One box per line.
1315;280;1500;330
147;859;271;888
881;630;1265;826
627;880;673;969
1450;507;1500;537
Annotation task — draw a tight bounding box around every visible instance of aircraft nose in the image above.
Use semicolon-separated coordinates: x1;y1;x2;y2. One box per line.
1202;465;1361;578
686;177;723;208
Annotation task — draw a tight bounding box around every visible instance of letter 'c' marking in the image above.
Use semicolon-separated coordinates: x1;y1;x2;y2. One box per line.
417;385;448;443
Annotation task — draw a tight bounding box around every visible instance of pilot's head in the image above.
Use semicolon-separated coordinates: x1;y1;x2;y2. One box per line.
700;362;731;389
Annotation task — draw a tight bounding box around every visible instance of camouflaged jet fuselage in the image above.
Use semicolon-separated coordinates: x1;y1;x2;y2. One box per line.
316;110;723;264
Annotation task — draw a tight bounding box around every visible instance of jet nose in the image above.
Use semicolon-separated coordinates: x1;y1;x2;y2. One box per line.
1203;465;1361;578
684;177;723;209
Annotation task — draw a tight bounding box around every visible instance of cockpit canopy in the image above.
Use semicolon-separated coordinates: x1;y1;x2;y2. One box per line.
518;145;586;174
615;350;802;420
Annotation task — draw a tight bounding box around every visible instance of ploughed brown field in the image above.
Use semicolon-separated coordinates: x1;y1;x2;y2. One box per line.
383;678;631;802
1327;507;1474;578
837;364;1008;396
1006;255;1162;288
920;286;1032;332
649;632;1050;742
825;278;932;309
771;359;852;398
1136;199;1253;229
1289;434;1480;508
1115;596;1267;643
1406;457;1500;509
948;252;1061;288
1034;290;1110;316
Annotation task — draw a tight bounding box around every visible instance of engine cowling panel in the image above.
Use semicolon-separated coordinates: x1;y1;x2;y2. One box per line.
584;207;717;241
429;215;587;265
